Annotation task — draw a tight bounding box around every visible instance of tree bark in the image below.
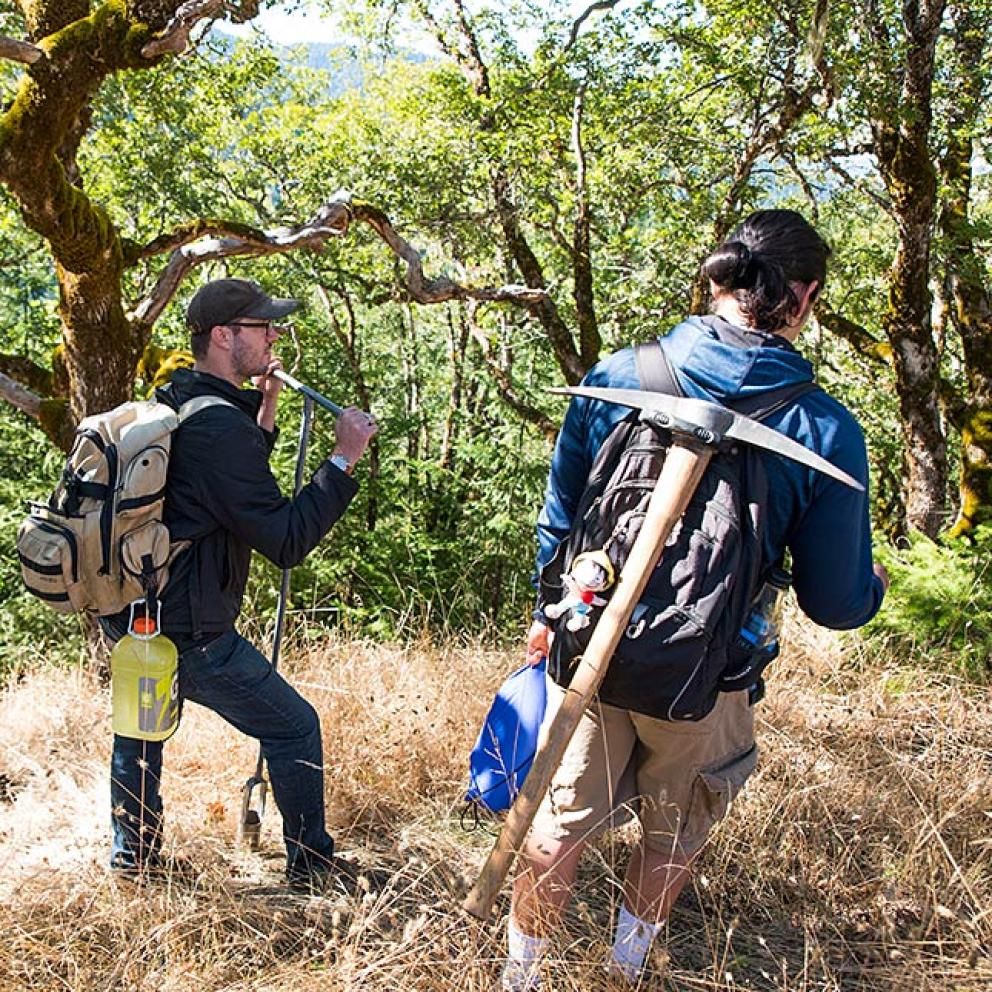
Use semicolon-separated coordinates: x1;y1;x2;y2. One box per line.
0;35;43;63
938;4;992;539
465;306;558;439
816;310;892;367
571;83;601;370
867;0;949;536
439;308;469;472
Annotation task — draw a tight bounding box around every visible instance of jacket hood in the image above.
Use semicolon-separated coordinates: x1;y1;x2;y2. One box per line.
664;315;815;404
157;367;262;418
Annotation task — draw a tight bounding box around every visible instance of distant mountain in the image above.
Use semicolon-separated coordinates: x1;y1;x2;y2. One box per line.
213;30;427;96
294;41;366;94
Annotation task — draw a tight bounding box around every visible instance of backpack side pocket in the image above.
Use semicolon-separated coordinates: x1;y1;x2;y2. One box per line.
16;508;83;614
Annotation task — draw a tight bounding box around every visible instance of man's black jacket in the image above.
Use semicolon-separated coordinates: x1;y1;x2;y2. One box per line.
118;368;358;641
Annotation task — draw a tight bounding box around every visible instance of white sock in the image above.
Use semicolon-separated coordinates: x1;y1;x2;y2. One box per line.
502;918;547;991
611;905;663;982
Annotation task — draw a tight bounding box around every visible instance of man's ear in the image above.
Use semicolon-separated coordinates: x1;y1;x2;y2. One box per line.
210;325;234;352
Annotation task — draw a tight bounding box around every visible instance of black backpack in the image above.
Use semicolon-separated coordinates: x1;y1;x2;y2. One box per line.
538;333;817;721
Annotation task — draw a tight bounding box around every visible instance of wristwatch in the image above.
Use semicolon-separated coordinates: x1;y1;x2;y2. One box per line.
330;453;352;474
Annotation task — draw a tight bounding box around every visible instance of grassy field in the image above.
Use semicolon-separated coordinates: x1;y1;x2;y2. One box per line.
0;612;989;991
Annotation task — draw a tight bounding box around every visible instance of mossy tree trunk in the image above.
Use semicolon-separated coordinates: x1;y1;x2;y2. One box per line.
865;0;949;538
938;3;992;539
0;2;269;448
0;3;161;440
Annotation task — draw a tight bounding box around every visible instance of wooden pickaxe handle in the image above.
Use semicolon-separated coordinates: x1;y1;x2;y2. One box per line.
463;441;714;921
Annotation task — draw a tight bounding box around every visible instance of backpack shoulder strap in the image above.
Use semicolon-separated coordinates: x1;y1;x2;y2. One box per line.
177;395;236;424
728;381;820;423
633;339;683;396
171;395;234;642
635;338;819;423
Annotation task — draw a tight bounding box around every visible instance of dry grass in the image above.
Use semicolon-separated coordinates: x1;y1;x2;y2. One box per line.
0;614;989;992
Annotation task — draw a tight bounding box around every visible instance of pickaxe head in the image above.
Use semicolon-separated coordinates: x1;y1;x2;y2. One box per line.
551;386;864;492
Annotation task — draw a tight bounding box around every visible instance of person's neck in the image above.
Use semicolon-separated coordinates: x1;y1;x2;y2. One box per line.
711;296;752;329
193;359;244;389
710;297;801;343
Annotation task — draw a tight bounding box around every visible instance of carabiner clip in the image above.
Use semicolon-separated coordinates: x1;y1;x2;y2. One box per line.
625;602;649;640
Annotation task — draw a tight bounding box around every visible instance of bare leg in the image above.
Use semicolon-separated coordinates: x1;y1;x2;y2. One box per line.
510;830;587;935
622;838;693;921
607;839;694;984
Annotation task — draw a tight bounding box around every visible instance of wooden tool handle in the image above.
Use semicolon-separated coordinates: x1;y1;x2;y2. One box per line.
463;442;713;921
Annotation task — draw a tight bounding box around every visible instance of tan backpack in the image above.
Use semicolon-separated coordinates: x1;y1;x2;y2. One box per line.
17;396;232;617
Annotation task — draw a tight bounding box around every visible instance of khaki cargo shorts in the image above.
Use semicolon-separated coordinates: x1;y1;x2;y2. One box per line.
531;681;758;857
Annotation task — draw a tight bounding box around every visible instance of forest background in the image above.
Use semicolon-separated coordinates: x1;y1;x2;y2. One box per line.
0;0;991;677
0;4;990;992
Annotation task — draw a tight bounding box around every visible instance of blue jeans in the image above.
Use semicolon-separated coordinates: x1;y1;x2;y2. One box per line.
110;630;334;875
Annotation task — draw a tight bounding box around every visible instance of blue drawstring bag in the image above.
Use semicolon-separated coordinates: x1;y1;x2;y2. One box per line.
465;659;548;815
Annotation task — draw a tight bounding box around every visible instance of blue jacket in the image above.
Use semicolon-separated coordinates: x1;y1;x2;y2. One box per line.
536;316;885;629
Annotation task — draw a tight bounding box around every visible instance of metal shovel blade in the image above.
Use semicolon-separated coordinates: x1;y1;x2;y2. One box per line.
238;774;267;851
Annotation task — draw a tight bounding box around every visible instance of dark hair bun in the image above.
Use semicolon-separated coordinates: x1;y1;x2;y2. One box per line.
703;210;830;331
701;240;756;290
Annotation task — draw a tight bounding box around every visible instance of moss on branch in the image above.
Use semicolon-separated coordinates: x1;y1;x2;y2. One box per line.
21;1;90;42
0;354;54;395
38;396;73;451
43;2;153;69
138;342;194;391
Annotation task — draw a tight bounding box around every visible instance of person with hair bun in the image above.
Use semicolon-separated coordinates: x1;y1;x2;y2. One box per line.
701;209;830;333
499;209;888;990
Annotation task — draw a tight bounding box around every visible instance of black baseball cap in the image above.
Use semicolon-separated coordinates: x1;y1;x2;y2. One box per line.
187;278;300;334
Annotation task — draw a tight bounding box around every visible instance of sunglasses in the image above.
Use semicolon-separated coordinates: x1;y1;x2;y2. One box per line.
228;320;291;335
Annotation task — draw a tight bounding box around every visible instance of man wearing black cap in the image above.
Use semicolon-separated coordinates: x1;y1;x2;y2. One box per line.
106;277;377;890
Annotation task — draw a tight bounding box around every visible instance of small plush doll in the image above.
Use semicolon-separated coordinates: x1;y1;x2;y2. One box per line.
544;550;616;632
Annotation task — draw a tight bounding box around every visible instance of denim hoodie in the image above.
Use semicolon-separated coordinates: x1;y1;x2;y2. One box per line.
536;315;885;630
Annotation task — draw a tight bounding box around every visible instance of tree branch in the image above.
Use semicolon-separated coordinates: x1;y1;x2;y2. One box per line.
124;218;271;265
349;198;548;306
316;282;380;529
466;308;558;439
452;0;490;97
141;0;225;58
0;353;54;395
826;157;893;215
816;309;893;366
0;35;43;64
410;0;461;64
522;0;623;93
130;200;352;328
130;191;548;330
491;172;586;383
565;0;623;53
780;149;821;220
570;82;599;368
0;371;42;418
